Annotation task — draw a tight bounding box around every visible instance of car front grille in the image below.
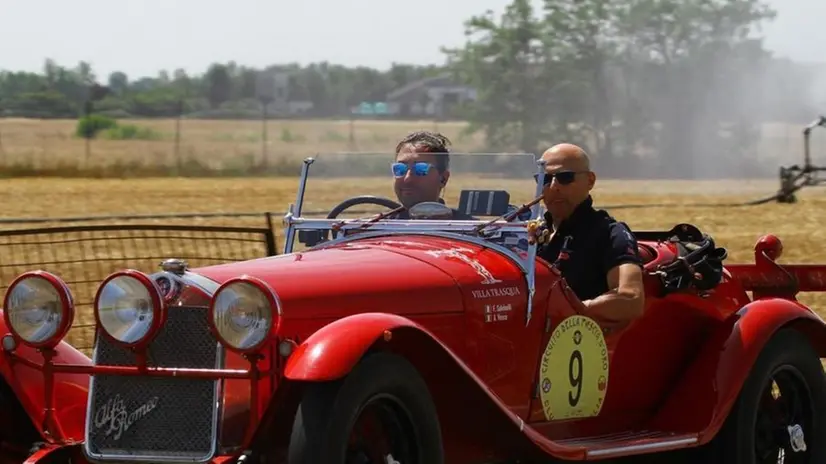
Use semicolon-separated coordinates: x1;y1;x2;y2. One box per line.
84;306;223;462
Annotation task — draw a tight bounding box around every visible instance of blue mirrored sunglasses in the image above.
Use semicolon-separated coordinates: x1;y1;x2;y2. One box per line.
392;162;434;178
534;170;582;186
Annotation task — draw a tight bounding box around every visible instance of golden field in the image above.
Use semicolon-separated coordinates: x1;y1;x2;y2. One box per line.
0;117;819;170
2;117;826;352
1;175;826;352
0;118;488;170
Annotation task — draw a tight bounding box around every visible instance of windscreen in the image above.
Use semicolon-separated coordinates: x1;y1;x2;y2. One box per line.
296;152;542;220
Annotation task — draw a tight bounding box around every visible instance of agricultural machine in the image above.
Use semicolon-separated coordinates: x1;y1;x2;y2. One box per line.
777;115;826;203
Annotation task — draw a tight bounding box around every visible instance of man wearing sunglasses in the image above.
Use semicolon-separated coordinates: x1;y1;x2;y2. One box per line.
390;131;475;220
529;143;645;332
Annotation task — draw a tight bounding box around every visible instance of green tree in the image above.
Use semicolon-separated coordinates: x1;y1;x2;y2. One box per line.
542;0;626;158
107;71;129;96
443;0;555;154
205;63;232;108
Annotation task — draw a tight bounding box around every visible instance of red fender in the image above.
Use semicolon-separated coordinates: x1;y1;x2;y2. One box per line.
0;310;91;443
283;313;431;381
648;297;826;442
280;312;593;460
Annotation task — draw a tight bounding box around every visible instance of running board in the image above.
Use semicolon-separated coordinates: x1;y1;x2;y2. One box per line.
557;431;699;459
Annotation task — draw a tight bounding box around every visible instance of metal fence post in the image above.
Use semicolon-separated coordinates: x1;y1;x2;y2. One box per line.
264;212;278;256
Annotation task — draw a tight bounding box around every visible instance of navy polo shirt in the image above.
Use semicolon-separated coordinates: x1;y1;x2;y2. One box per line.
537;196;642;301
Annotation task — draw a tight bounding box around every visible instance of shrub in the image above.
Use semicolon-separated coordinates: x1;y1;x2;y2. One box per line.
75;115;118;139
101;124;163;140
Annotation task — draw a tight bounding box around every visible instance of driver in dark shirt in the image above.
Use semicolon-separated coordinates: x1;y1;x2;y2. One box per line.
390;131;475;220
528;143;645;331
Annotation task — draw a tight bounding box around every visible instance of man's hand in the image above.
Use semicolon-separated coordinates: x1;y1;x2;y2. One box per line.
581;263;645;331
581;299;631;332
527;218;551;245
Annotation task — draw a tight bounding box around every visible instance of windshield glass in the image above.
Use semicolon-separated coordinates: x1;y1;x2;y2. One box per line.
297;151;542;219
285;151;545;255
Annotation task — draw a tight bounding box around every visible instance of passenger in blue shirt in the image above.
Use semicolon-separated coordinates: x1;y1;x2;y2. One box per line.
528;143;645;331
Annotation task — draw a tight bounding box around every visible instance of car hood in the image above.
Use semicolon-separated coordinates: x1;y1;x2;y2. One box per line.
189;235;517;320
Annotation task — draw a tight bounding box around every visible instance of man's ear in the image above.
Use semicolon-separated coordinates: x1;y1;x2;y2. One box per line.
441;170;450;185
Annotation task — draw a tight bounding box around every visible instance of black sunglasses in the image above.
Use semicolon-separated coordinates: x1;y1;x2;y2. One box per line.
534;170;586;186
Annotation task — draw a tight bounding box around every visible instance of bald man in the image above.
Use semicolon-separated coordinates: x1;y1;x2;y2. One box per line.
529;143;645;331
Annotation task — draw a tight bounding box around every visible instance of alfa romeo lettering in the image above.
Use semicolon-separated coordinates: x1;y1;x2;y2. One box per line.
538;315;609;421
94;394;160;441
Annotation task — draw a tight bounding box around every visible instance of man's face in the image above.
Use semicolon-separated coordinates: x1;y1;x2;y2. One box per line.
540;156;595;221
393;144;446;209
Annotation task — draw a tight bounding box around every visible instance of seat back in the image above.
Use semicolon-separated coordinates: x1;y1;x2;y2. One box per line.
457;190;511;217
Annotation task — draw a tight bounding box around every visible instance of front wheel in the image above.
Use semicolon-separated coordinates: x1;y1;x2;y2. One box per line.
709;327;826;463
287;351;444;464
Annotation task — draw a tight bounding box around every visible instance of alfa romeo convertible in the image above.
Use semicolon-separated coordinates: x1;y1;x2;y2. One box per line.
1;152;825;464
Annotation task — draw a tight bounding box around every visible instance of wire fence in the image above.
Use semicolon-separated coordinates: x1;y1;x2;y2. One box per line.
0;116;820;178
0;117;465;177
0;215;277;352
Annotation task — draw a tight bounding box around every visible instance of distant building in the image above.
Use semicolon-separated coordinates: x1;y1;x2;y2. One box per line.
384;73;477;118
257;69;315;116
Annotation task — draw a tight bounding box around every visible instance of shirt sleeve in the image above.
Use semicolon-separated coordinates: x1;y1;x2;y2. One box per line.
603;221;643;271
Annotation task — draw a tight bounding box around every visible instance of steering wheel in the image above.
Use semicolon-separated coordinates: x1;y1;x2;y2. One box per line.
326;195;403;219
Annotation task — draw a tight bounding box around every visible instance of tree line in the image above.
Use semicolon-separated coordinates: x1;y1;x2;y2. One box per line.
0;58;447;120
0;0;823;178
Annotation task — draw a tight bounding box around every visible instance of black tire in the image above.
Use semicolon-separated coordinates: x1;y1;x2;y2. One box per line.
287;351;444;464
0;378;39;454
707;327;826;463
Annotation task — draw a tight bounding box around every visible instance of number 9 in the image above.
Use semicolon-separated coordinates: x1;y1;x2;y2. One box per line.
568;349;583;407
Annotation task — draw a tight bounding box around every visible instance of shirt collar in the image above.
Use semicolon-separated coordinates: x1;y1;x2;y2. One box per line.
544;195;596;232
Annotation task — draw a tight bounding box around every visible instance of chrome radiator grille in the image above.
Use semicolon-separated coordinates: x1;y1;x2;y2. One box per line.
84;306;223;462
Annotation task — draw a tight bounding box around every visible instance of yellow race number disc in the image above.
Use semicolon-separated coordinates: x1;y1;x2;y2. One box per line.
538;315;609;421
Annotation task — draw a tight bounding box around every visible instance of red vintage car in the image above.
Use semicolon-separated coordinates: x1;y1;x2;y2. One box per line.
1;152;825;464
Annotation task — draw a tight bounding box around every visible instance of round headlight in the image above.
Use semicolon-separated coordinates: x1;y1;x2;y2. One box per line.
209;276;278;353
2;271;74;348
94;270;165;348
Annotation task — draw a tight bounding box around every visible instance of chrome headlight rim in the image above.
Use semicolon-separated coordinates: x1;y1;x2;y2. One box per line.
2;270;75;349
93;269;166;349
209;275;279;354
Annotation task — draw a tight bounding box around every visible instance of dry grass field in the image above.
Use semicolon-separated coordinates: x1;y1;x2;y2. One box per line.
2;117;826;352
0;118;488;171
0;117;820;171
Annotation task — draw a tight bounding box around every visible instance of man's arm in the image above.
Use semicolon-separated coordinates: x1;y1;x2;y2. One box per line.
582;263;645;330
581;222;646;330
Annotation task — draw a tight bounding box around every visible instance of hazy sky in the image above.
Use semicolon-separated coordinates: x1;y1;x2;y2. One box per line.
1;0;823;80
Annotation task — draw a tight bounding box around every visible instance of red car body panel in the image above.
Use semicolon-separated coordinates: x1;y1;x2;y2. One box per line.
8;229;826;462
649;296;826;442
195;233;826;460
0;312;91;443
194;236;527;320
